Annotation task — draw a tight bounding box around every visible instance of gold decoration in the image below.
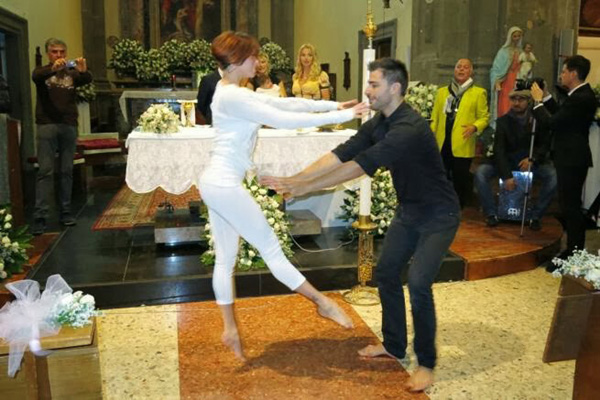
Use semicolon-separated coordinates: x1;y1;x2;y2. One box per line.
363;0;378;43
342;215;380;306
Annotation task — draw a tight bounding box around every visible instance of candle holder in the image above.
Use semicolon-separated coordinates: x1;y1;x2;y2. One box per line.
177;100;197;127
342;214;380;306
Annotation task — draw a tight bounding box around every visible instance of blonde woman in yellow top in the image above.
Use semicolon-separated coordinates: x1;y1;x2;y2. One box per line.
292;43;331;100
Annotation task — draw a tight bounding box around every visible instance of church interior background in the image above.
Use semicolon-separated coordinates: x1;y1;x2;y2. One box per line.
0;0;600;398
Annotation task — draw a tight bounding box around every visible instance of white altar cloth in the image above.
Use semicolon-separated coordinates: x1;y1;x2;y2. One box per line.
125;127;358;226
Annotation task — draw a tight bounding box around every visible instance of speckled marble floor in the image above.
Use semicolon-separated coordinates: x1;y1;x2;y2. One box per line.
96;229;600;399
96;267;580;400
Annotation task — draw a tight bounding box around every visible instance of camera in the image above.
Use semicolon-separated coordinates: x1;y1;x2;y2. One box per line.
515;77;544;91
65;59;77;69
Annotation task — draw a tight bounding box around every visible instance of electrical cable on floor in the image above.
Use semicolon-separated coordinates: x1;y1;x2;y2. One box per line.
290;230;356;253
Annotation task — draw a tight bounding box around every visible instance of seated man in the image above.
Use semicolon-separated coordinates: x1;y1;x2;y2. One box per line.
474;88;557;229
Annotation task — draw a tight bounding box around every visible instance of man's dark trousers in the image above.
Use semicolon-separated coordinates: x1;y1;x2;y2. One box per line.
377;208;459;369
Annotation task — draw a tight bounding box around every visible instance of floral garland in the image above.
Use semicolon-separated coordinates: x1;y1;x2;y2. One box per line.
552;249;600;290
0;206;32;280
405;83;438;120
200;179;293;270
76;82;96;103
338;168;398;236
138;104;179;134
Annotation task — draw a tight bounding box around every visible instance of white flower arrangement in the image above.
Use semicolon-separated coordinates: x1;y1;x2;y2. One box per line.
188;39;217;75
76;82;96;103
50;290;96;328
261;42;292;72
138;104;180;134
201;178;293;270
108;38;144;76
339;168;398;236
135;48;171;82
0;206;32;281
405;83;438;120
551;249;600;290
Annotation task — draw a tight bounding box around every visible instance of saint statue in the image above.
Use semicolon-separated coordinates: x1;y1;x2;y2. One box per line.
489;26;523;126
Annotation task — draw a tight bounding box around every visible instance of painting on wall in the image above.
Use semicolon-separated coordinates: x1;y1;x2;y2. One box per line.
580;0;600;36
159;0;222;43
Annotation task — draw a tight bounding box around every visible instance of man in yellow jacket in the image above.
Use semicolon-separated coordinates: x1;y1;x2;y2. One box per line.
430;58;490;208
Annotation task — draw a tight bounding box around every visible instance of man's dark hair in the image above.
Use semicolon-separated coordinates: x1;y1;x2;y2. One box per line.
564;55;591;81
368;58;409;95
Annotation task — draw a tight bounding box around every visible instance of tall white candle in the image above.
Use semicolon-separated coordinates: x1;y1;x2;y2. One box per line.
362;48;376;123
359;176;372;216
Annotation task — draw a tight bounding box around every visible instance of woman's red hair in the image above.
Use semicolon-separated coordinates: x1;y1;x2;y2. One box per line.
212;31;259;69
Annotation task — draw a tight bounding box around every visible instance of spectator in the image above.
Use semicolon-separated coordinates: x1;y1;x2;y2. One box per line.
292;44;331;100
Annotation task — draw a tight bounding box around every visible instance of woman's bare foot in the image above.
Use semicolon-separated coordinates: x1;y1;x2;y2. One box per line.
405;366;434;392
357;343;397;359
316;298;354;329
222;330;246;361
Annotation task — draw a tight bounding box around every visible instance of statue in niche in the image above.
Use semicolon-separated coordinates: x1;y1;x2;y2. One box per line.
160;0;221;43
489;26;523;126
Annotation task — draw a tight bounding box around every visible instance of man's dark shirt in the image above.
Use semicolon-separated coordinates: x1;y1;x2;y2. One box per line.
32;64;92;126
332;102;460;218
196;70;221;124
492;109;551;180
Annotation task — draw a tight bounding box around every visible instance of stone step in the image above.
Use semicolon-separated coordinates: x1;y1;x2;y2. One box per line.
288;209;321;236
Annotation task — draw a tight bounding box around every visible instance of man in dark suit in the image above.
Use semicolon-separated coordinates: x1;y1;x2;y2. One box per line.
531;55;597;267
474;88;556;229
196;69;221;125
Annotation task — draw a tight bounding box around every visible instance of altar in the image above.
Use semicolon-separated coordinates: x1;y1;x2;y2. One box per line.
125;127;358;227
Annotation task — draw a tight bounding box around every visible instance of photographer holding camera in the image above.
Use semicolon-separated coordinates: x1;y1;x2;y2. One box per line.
31;38;92;235
531;55;597;269
474;81;556;229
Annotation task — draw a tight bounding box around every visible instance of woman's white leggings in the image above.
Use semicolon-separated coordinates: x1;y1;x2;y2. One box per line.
199;182;306;305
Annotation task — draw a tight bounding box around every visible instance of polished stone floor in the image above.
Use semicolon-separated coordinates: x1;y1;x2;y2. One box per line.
23;171;464;308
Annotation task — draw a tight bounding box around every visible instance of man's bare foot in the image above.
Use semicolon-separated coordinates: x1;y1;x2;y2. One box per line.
357;343;397;359
222;330;246;361
317;298;354;329
405;366;434;392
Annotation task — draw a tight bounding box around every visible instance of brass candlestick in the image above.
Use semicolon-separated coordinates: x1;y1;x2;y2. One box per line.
343;215;380;306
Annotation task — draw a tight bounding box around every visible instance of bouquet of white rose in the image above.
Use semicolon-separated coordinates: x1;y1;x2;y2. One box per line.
201;178;293;270
405;83;438;120
0;205;32;280
51;290;97;328
338;168;398;237
552;249;600;290
138;104;180;134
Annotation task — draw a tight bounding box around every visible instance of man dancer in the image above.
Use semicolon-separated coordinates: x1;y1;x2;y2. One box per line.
262;58;460;392
531;55;596;269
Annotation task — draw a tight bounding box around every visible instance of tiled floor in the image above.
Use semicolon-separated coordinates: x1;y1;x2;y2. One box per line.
96;267;587;399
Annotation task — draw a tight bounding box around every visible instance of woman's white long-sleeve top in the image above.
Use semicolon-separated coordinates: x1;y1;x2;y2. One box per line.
201;83;354;186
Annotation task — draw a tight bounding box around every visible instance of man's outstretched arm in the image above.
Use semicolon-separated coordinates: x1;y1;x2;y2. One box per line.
261;159;366;200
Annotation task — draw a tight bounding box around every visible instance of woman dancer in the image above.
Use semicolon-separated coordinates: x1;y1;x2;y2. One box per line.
199;31;368;361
